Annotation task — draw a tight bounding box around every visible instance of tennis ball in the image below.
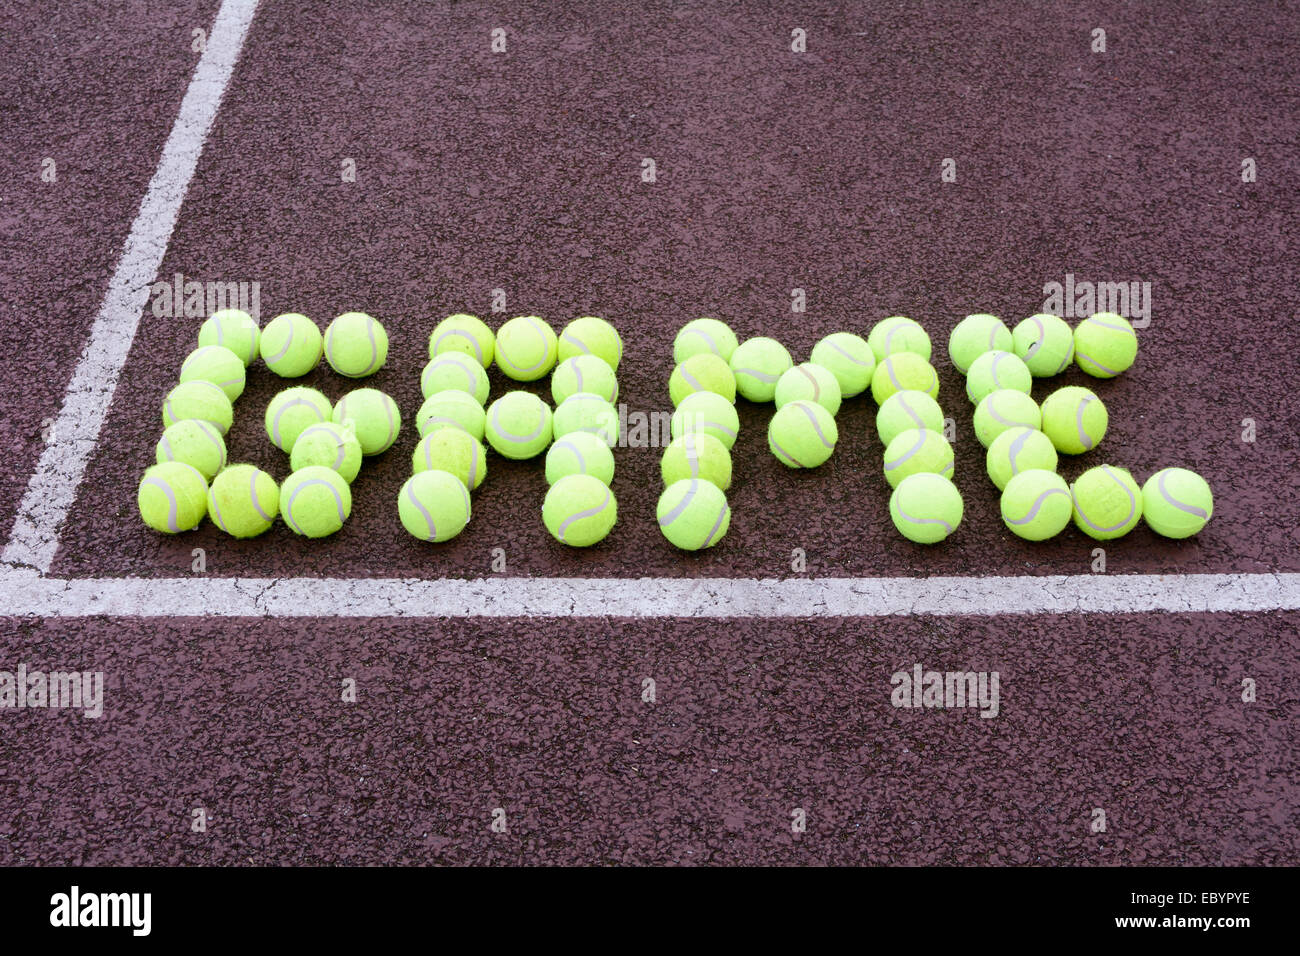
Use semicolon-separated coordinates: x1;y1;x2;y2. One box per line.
265;386;332;452
657;479;730;550
1071;464;1143;540
495;315;558;380
155;419;227;480
280;466;352;538
948;313;1012;374
889;473;962;544
558;316;623;371
417;389;487;441
810;332;875;398
1000;469;1073;541
552;354;619;405
163;380;233;434
871;352;939;405
324;311;388;377
290;422;363;483
543;473;617;546
333;388;400;455
137;462;208;533
769;400;838;468
965;350;1032;404
774;362;842;415
179;345;246;401
553;392;619;447
883;428;955;488
868;315;931;362
661;432;732;490
485;391;553;459
1012;313;1074;377
669;353;736;405
671;391;740;449
420;352;490;404
1141;467;1213;539
208;464;279;538
986;427;1058;491
259;313;323;378
674;317;738;364
398;470;471;543
973;389;1042;447
1074;312;1138;378
730;336;793;402
1040;386;1107;454
429;313;494;368
546;431;616;486
876;390;945;446
413;428;487;490
197;308;259;365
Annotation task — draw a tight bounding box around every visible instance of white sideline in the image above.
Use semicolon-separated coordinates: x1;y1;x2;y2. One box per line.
1;569;1297;618
1;0;260;574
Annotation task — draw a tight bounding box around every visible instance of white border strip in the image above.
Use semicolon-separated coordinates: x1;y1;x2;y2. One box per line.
2;0;259;574
1;570;1296;617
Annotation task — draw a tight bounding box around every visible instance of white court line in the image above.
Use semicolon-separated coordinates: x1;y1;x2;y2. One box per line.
1;569;1297;617
1;0;260;574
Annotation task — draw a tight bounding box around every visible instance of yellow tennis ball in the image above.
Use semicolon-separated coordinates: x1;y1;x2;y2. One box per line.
948;313;1011;374
1074;312;1138;378
485;391;553;459
972;389;1041;447
179;345;246;401
810;332;875;398
290;422;363;483
156;419;227;480
546;431;616;486
669;353;736;405
413;428;487;490
417;389;487;441
657;478;730;550
1070;464;1142;540
280;466;352;537
495;315;558;381
883;427;955;488
163;380;233;434
137;462;208;533
1011;313;1074;377
661;432;732;490
264;386;332;452
769;400;838;468
420;352;490;403
875;390;945;446
324;311;388;377
259;313;323;377
670;391;740;449
986;427;1058;491
553;354;619;405
674;317;738;364
965;350;1032;404
871;352;939;405
398;470;471;542
552;392;619;447
429;313;494;368
208;464;279;538
332;388;401;455
889;473;962;544
543;473;617;546
1040;386;1107;454
1141;467;1213;539
729;336;792;402
1000;469;1072;541
867;315;931;362
558;316;622;371
774;362;842;415
197;308;259;365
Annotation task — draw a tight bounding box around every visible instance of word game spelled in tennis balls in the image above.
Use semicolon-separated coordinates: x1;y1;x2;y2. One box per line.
546;431;616;486
1040;386;1107;454
180;345;246;401
265;387;332;453
324;312;388;377
889;473;963;544
208;464;279;538
674;317;739;365
883;428;955;488
657;479;730;551
553;393;619;447
868;315;931;363
280;466;352;538
1071;464;1143;540
948;313;1012;374
871;352;939;405
1141;467;1213;539
670;391;740;449
290;422;363;483
164;380;233;434
138;462;208;534
429;313;494;368
669;353;736;405
543;473;617;546
1000;469;1073;541
774;363;841;416
398;470;471;543
730;337;792;402
495;315;558;381
1012;313;1074;377
413;428;487;490
965;350;1032;404
552;354;619;405
259;313;323;378
661;432;732;490
986;427;1058;491
198;308;260;366
156;419;227;481
769;400;838;469
421;352;490;404
810;332;875;398
876;389;945;447
972;389;1041;447
558;316;623;371
333;388;400;455
417;390;487;441
1074;312;1138;378
485;391;553;459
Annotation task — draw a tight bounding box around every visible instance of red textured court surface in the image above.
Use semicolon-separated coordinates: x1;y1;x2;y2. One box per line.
1;0;1298;865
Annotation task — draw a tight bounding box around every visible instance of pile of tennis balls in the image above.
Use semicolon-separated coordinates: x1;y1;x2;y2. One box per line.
139;307;401;538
